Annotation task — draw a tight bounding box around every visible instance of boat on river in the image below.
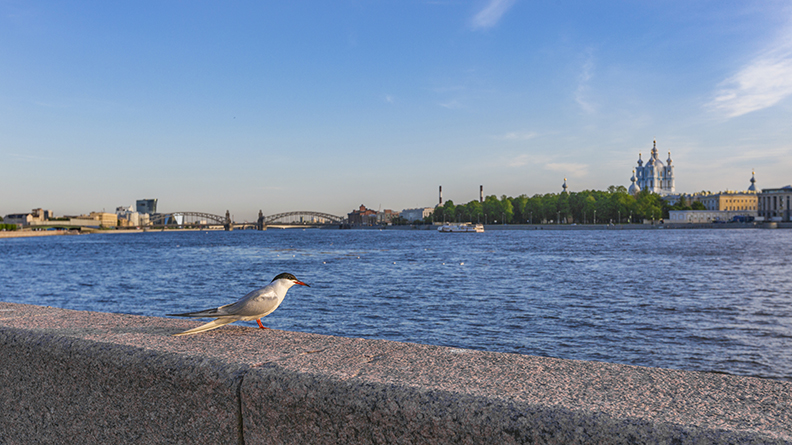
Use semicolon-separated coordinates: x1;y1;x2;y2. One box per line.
437;223;485;233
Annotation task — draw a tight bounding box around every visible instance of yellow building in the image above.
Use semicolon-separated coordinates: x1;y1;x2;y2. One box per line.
89;212;118;228
687;171;758;212
695;191;757;211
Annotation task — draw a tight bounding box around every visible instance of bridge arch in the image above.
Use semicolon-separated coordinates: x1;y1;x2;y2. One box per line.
149;212;229;226
264;211;345;224
147;210;345;228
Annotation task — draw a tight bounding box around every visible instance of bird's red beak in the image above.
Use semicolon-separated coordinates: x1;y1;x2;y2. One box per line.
295;280;310;287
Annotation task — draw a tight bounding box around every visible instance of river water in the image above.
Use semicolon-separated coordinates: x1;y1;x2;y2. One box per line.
1;228;790;380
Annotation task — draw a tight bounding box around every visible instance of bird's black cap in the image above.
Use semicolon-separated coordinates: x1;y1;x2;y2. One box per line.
272;273;309;286
272;272;298;282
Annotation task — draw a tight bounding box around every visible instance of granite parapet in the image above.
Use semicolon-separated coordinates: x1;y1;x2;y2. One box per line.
0;302;789;444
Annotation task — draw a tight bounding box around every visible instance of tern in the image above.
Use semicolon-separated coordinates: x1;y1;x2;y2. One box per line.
168;272;309;336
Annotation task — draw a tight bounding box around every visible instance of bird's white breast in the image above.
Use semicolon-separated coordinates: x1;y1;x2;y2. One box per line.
215;278;295;321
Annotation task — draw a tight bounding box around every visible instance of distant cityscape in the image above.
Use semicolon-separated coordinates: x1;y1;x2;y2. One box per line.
3;140;791;230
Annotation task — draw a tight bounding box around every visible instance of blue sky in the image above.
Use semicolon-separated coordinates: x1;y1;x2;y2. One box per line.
2;1;791;220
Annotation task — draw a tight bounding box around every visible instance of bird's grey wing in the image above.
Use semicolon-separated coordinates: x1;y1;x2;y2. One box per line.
222;286;280;317
168;300;245;318
167;285;277;318
167;307;225;318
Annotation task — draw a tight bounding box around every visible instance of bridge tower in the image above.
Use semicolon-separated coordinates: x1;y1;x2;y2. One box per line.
257;210;266;231
224;210;233;231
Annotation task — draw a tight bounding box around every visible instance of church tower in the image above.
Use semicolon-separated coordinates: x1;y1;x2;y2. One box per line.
664;149;675;193
631;139;675;196
628;169;641;195
748;170;757;192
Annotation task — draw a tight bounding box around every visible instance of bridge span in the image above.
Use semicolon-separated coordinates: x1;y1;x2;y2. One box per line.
149;210;346;230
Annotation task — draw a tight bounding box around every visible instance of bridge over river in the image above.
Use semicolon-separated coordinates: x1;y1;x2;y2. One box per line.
148;210;346;230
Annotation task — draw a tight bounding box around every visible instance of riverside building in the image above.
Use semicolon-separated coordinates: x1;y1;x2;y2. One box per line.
3;208;53;227
758;185;792;222
347;205;379;225
695;191;758;212
667;209;756;224
400;208;433;223
136;199;158;214
628;140;675;196
668;172;759;223
116;206;144;227
688;171;758;212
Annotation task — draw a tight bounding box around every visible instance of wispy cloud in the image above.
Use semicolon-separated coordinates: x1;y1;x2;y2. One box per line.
471;0;516;30
502;152;552;168
545;162;588;178
508;154;531;167
431;85;466;93
494;131;537;141
694;145;792;170
709;25;792;117
384;95;394;104
439;100;462;109
575;50;596;114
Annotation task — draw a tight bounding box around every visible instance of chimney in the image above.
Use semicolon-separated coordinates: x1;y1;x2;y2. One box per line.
439;186;443;205
480;185;483;203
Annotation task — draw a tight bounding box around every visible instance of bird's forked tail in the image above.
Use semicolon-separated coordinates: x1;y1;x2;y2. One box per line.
173;318;235;336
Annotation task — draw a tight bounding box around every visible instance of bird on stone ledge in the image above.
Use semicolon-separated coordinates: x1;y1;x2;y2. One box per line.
167;272;309;336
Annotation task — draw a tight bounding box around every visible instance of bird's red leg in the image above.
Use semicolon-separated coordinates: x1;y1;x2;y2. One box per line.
256;319;270;330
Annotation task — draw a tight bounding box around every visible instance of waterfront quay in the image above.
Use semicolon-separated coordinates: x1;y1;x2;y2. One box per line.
1;302;789;444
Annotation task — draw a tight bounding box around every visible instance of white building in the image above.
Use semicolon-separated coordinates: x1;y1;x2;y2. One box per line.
4;209;52;227
668;210;757;224
629;140;675;196
116;206;142;226
400;207;434;222
758;185;792;222
4;213;34;226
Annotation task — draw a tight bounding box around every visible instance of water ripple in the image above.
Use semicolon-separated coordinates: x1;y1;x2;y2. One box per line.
1;228;791;380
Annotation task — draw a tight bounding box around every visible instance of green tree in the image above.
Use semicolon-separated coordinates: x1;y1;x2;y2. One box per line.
634;190;663;221
435;200;456;222
609;188;635;223
464;200;483;223
511;195;529;223
545;195;556;223
568;192;584;223
482;195;501;223
557;192;570;223
443;200;456;222
455;204;467;222
583;191;597;223
691;201;706;210
670;195;692;211
524;195;543;223
500;195;514;223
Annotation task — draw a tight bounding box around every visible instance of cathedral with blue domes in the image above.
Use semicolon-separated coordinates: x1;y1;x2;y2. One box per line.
628;140;675;196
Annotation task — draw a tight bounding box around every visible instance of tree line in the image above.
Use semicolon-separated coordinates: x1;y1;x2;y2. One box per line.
428;186;705;224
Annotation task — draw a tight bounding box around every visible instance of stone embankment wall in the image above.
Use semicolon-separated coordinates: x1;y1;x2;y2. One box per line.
0;302;789;444
0;230;68;238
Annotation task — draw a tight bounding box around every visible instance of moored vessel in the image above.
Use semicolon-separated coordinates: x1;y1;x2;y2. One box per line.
438;223;484;233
